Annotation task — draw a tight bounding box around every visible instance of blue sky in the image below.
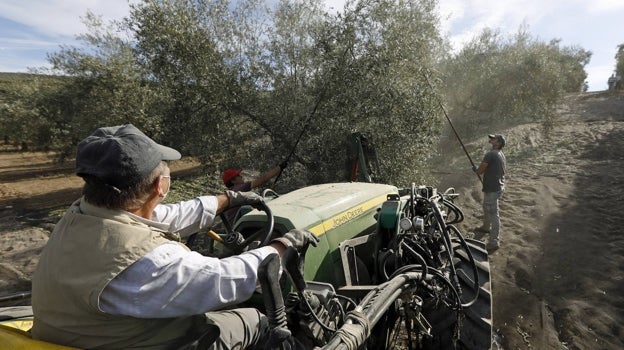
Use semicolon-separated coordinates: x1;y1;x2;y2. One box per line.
1;0;622;91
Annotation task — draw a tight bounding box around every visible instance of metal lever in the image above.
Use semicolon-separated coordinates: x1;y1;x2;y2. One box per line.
282;246;307;292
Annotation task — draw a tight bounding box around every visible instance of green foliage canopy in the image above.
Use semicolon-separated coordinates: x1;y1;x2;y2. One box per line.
0;0;595;189
125;0;445;186
1;13;163;158
439;28;591;135
616;43;624;83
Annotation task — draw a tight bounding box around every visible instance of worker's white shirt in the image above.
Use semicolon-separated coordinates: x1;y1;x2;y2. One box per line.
99;196;279;318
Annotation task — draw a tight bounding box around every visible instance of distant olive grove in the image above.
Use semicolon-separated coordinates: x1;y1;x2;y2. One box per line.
613;43;624;90
0;0;592;187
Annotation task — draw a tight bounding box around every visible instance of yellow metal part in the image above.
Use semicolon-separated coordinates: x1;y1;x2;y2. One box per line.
1;318;33;331
207;230;223;242
0;323;80;350
306;193;388;236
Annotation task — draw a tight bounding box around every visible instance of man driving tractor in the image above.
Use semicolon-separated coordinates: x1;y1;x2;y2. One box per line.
31;124;317;349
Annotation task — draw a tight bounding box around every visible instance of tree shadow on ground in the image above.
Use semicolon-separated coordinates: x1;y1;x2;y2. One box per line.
534;126;624;349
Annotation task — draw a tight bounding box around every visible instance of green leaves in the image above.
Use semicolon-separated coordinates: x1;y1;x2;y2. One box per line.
125;0;444;187
2;0;596;190
439;28;592;136
616;43;624;83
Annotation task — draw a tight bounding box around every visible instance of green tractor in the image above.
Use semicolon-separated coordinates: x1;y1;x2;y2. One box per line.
0;181;492;349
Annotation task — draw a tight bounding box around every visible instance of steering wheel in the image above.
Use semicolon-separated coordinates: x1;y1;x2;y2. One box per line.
216;201;275;251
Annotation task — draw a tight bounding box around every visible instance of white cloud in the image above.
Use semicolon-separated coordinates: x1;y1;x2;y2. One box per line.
586;64;616;91
0;0;130;38
0;0;620;91
437;0;624;91
439;0;563;45
324;0;347;12
585;0;624;14
0;36;64;50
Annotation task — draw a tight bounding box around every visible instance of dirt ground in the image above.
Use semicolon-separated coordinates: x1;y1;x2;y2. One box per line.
1;91;623;349
0;156;202;298
436;91;624;349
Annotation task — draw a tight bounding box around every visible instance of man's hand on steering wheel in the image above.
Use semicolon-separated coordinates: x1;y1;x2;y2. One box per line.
225;190;264;209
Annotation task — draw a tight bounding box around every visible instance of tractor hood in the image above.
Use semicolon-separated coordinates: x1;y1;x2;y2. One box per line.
237;182;398;236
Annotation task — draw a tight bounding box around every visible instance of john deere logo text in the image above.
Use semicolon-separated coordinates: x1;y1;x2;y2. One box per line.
331;207;365;228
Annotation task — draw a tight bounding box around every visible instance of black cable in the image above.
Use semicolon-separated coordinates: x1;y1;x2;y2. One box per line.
334;294;358;311
429;196;454;262
386;264;462;312
300;291;337;333
424;268;463;311
328;297;347;324
380;251;394;281
399;241;429;282
446;225;481;308
442;198;464;224
388;263;426;279
429;196;463;305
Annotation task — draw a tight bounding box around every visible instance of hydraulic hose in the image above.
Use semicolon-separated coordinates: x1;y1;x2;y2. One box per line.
446;225;480;308
322;272;422;350
443;198;464;224
283;246;338;333
429;196;455;261
398;241;429;282
429;196;463;302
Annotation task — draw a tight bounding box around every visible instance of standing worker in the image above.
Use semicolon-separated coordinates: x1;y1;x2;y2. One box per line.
221;161;288;224
472;133;506;251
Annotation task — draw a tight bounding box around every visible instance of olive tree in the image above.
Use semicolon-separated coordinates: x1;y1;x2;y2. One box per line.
3;0;446;187
439;28;591;136
294;0;444;185
616;43;624;87
0;74;51;150
5;12;163;157
9;0;594;187
128;0;445;186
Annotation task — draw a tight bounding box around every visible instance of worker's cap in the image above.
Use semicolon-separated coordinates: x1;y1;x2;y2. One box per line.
76;124;181;189
488;134;506;147
222;168;243;185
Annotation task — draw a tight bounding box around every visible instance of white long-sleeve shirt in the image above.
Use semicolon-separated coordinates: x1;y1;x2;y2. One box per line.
99;196;279;318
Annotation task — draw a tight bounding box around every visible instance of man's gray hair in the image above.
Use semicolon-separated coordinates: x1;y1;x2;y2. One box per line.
82;162;167;210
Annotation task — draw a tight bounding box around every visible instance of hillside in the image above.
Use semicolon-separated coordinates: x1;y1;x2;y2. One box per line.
435;90;624;349
1;90;623;349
